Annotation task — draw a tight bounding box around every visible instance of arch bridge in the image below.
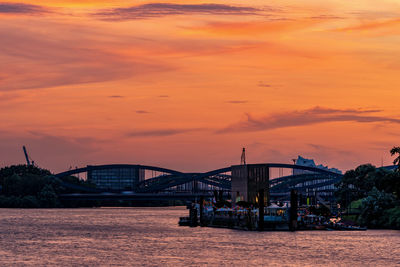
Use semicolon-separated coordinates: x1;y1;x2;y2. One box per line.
55;163;342;201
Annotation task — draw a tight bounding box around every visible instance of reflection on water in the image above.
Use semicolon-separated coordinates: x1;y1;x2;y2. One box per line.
0;207;399;266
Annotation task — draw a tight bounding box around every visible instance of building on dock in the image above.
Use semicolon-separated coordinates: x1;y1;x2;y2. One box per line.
231;164;269;205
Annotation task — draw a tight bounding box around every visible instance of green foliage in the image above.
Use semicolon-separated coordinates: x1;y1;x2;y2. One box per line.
20;196;40;208
390;146;400;169
341;199;363;223
0;195;40;208
0;165;50;184
37;184;59;208
375;171;400;199
381;206;400;229
357;187;396;228
336;164;400;209
335;164;378;207
349;198;363;210
0;195;21;208
335;150;400;229
3;174;23;196
0;165;61;208
0;164;103;208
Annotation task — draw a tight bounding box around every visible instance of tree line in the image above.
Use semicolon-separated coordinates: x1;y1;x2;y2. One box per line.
0;164;94;208
335;147;400;229
0;148;399;229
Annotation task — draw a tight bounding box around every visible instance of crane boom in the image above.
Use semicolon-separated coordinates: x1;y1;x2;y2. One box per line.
240;147;246;165
22;146;31;166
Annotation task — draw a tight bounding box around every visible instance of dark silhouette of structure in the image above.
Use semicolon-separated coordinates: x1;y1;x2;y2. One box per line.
54;163;343;203
241;148;246;165
22;146;34;166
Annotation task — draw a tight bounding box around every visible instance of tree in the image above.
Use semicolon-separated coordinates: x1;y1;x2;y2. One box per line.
358;187;395;228
0;165;63;208
3;174;22;196
375;171;400;199
37;184;59;208
382;207;400;229
390;146;400;170
335;164;377;207
21;196;40;208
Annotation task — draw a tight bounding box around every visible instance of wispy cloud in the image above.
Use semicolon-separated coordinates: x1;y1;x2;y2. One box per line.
226;100;247;104
308;15;344;20
218;106;400;133
0;92;20;103
258;81;271;88
0;3;48;14
127;128;203;137
307;143;352;156
108;95;124;98
0;22;169;91
95;3;259;20
187;19;320;37
136;110;150;114
334;18;400;32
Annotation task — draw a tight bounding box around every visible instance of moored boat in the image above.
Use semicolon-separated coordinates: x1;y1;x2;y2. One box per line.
326;223;367;231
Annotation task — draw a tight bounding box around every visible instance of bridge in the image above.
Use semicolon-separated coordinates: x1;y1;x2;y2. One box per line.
54;163;343;202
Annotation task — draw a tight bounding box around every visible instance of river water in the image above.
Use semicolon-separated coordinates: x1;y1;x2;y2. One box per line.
0;207;398;266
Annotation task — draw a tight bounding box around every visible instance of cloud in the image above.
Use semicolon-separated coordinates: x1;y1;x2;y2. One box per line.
307;143;352;156
136;110;150;114
186;19;321;37
308;15;344;20
218;106;400;133
0;22;170;91
226;100;247;104
258;81;271;88
95;3;259;20
0;3;47;14
0;92;20;103
348;10;400;20
126;128;203;137
334;18;400;32
108;95;124;98
158;95;169;98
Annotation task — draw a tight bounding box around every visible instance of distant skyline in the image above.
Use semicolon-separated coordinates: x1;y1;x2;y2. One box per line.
1;0;400;173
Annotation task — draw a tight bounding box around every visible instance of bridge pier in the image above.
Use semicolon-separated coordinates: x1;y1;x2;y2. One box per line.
258;189;264;231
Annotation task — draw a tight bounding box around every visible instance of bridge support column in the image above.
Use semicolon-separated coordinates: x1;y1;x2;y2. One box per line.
258;189;264;231
190;203;198;227
199;196;204;226
289;189;298;231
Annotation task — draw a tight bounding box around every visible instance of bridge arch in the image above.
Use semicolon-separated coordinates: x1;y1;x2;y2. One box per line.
54;163;343;196
55;164;182;178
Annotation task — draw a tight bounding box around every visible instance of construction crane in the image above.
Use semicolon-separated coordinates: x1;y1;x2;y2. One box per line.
240;147;246;165
22;146;34;166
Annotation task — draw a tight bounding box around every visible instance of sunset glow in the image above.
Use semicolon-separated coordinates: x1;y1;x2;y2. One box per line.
1;0;400;172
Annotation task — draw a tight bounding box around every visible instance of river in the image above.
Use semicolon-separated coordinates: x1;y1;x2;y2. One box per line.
0;207;398;266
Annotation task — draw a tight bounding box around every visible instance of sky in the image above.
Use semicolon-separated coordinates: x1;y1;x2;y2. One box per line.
1;0;400;173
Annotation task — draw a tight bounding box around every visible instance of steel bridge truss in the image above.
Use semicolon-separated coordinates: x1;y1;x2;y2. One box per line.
55;164;343;199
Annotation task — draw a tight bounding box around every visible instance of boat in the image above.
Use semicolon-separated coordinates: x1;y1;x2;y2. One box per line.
298;214;327;230
263;204;290;230
324;217;367;231
326;223;367;231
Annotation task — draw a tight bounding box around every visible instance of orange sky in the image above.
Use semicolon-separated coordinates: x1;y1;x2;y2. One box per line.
1;0;400;173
